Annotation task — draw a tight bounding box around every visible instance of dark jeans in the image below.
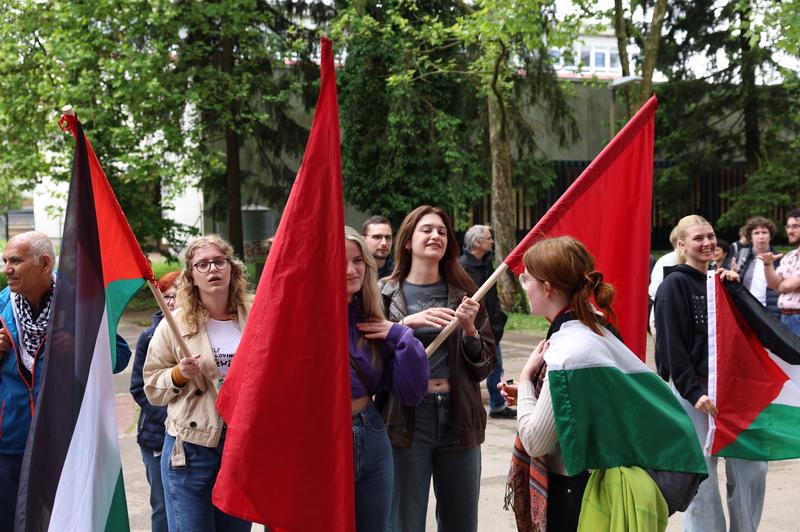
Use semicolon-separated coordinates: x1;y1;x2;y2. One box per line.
161;433;252;532
486;344;505;410
547;470;590;531
353;401;393;532
0;454;22;532
389;392;482;532
141;447;168;532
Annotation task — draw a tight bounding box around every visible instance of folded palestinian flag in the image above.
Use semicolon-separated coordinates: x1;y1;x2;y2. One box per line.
707;274;800;459
546;320;707;476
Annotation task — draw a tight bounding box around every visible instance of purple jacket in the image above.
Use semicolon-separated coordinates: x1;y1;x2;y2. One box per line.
348;300;428;406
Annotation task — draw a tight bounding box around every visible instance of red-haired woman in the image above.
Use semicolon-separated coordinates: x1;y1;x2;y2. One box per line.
379;205;495;532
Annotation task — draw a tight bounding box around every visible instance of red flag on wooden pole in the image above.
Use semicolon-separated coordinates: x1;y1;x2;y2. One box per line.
212;38;353;531
504;96;658;360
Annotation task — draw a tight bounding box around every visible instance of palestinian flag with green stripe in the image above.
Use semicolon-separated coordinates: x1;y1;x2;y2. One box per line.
546;320;707;477
15;112;154;532
707;274;800;460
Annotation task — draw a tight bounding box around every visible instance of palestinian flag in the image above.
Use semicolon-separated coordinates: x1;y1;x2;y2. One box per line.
546;320;707;477
707;274;800;460
15;112;154;531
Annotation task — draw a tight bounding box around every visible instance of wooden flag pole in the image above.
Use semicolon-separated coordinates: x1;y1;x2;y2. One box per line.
424;262;510;357
148;281;207;392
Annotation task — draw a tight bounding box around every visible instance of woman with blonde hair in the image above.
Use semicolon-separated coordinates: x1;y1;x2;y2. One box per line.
379;205;495;532
655;215;766;532
344;226;428;531
144;235;251;532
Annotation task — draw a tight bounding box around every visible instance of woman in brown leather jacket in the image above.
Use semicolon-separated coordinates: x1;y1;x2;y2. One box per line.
378;205;496;532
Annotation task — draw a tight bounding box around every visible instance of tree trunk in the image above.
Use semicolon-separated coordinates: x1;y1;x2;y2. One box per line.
613;0;633;118
740;5;761;176
487;92;520;310
638;0;668;108
221;36;244;259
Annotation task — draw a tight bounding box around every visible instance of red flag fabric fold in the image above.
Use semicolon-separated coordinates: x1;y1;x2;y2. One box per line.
504;96;658;360
213;38;354;531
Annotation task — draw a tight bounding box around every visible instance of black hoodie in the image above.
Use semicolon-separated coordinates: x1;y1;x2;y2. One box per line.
654;264;709;406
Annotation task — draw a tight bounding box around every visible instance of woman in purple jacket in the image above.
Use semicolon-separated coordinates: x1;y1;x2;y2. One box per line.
345;226;429;532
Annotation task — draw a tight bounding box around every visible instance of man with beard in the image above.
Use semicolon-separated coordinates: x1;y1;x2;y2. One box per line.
762;208;800;336
362;215;394;279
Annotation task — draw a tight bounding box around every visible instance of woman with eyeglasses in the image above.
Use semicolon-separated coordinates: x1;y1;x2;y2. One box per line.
144;235;251;532
130;271;180;532
379;205;495;532
344;226;428;531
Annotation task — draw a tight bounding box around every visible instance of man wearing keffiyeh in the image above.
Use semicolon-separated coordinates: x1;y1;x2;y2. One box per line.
0;231;132;530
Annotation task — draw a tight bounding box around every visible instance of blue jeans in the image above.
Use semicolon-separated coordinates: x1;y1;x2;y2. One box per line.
0;454;22;532
353;402;393;532
141;447;168;532
161;433;252;532
486;344;505;410
673;384;767;532
389;392;481;532
781;314;800;337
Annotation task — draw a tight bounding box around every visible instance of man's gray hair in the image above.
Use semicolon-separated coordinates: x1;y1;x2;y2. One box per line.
464;224;491;251
15;231;55;265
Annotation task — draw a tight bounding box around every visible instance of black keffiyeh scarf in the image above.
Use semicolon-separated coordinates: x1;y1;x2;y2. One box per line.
14;283;54;369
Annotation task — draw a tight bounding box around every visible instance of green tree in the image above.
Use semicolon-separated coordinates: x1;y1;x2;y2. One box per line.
645;0;799;232
0;1;327;256
335;1;489;228
335;0;585;307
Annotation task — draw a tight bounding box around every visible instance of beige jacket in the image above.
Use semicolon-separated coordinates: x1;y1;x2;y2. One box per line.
143;302;250;466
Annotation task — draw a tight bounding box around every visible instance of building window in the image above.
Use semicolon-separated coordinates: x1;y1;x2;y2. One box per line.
594;50;607;71
610;51;621;70
580;48;591;68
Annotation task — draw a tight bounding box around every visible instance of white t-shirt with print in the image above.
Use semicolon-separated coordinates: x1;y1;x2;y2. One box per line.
205;319;241;378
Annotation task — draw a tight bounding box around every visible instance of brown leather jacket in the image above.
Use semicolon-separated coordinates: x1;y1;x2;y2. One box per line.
378;279;496;448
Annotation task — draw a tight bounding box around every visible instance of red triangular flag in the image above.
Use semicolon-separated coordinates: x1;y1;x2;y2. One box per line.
504;96;658;359
212;38;353;531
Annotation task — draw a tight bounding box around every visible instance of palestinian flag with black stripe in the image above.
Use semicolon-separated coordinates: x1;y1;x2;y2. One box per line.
707;273;800;459
15;112;154;531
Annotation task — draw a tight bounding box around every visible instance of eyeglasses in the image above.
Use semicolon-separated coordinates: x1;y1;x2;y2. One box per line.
368;234;393;243
786;224;800;231
192;257;230;273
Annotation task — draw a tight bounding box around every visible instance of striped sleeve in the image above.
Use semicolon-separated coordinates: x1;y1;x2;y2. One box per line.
517;378;565;474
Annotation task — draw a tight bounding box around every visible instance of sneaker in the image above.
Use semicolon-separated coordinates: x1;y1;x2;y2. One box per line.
489;406;517;419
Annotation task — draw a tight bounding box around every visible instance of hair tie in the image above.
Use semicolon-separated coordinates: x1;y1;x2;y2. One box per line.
592;272;603;290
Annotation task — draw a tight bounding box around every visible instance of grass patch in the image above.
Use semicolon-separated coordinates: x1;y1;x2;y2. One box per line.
505;312;550;334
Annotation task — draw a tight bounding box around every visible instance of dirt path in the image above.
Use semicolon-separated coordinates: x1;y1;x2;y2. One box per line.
115;316;800;531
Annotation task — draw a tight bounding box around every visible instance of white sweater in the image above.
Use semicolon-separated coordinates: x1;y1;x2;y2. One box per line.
517;377;567;475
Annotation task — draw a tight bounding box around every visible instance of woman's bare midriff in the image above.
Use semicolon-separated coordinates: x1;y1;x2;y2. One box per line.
351;396;371;415
428;378;450;392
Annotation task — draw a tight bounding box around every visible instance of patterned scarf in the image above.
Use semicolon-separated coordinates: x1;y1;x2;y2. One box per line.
14;284;54;371
505;360;549;532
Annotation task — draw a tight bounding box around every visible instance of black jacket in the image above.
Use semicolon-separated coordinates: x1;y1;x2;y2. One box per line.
130;311;168;451
458;251;508;342
377;255;394;280
654;265;709;406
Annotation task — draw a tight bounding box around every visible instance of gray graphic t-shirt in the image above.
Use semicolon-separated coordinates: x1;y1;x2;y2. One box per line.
402;280;449;379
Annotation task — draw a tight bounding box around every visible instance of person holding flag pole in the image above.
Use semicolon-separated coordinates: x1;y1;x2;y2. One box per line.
144;235;252;532
378;205;495;532
655;214;767;532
